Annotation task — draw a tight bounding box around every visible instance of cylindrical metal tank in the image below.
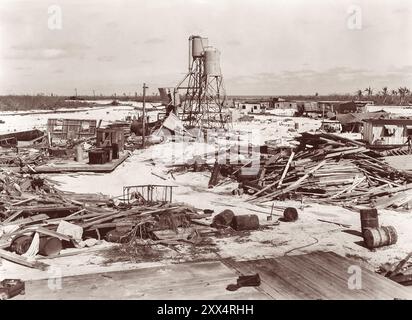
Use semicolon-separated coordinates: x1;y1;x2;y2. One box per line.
283;207;299;222
11;235;33;255
363;226;397;249
204;47;221;76
230;214;260;231
211;209;235;228
191;36;208;57
360;209;379;235
39;236;62;256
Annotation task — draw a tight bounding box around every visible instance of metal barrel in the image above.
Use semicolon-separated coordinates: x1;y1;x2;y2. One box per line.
75;145;83;162
11;235;33;255
39;237;62;256
231;214;260;231
283;207;299;222
360;209;379;235
211;209;234;228
363;226;398;249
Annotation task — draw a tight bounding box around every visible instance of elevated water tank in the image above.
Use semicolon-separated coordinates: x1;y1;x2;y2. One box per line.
192;36;208;58
204;47;221;76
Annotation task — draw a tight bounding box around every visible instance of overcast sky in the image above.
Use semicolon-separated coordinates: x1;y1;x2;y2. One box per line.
0;0;411;96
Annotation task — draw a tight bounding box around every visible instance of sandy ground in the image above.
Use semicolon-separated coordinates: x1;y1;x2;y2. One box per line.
365;105;412;116
1;110;411;287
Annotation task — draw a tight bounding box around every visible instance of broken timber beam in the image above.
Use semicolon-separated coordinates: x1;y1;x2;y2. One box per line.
0;249;49;270
277;151;295;188
253;160;327;203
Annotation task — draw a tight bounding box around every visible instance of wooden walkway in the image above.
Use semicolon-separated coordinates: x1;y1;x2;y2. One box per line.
34;152;129;173
14;252;412;300
15;261;267;300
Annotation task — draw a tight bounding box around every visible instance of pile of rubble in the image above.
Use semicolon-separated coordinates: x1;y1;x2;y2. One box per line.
217;132;412;211
0;148;46;169
0;168;265;270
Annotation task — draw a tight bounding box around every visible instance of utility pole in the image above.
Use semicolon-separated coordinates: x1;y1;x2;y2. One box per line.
142;83;148;148
75;88;77;97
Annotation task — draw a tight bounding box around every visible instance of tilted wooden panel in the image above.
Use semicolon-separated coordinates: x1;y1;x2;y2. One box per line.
226;251;412;300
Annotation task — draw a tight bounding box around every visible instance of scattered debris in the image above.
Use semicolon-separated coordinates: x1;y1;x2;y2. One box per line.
0;279;25;300
209;132;412;211
226;273;261;291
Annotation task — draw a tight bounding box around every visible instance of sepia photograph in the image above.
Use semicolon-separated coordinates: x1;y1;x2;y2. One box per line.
0;0;412;305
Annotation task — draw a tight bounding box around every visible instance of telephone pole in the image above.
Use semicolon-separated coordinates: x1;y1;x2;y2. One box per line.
142;83;148;148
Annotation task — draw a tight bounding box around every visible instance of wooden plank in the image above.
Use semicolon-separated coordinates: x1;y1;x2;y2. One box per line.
0;249;49;270
225;257;315;300
387;252;412;278
282;253;370;299
11;197;37;207
44;211;103;224
329;176;365;199
28;226;72;242
13;206;79;215
254;160;327;203
277;151;294;188
2;213;50;226
227;252;412;300
246;258;322;299
308;252;411;299
2;210;24;224
33;152;129;173
15;261;267;300
80;207;180;228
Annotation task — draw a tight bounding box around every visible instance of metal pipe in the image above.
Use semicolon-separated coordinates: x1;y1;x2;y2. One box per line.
188;36;192;71
142;83;148;148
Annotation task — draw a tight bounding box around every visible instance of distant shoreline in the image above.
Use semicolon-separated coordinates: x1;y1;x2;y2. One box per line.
0;105;111;117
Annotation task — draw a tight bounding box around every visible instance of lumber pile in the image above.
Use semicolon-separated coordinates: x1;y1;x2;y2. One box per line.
0;148;46;168
0;168;215;269
230;132;412;210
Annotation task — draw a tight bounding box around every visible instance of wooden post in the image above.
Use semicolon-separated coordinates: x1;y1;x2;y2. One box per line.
142;83;148;148
277;151;295;188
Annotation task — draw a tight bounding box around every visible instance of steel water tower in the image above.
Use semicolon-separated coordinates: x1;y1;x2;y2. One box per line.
174;35;227;129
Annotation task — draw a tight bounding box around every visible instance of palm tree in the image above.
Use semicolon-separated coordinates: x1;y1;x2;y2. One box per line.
398;87;406;105
390;89;398;104
403;87;411;105
380;86;388;104
364;86;373;97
